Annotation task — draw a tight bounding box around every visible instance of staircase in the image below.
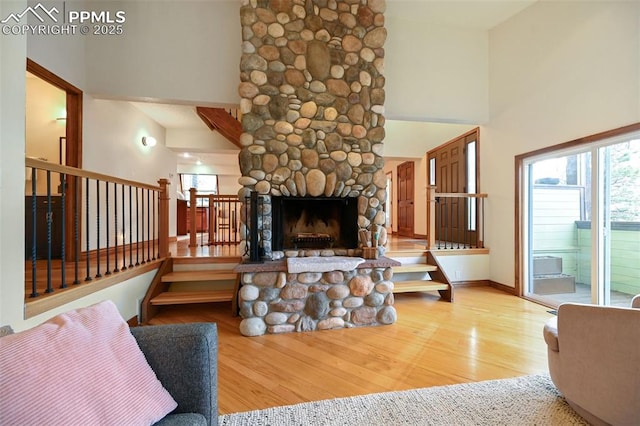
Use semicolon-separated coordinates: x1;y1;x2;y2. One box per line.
386;248;453;302
140;256;241;324
196;107;243;149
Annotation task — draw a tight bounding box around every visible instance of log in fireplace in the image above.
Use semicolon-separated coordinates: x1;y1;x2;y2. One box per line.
271;196;359;251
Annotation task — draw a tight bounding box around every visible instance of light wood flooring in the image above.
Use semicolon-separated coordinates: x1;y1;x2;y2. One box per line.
148;286;554;415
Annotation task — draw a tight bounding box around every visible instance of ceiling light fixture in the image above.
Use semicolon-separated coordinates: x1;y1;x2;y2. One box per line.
142;136;157;147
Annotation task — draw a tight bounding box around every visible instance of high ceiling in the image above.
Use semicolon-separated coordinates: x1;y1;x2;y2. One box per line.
386;0;537;30
130;1;538;164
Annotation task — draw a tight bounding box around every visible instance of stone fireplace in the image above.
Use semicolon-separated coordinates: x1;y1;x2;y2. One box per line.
272;196;359;250
235;0;397;336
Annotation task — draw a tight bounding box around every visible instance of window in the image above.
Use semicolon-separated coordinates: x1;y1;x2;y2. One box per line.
180;174;218;195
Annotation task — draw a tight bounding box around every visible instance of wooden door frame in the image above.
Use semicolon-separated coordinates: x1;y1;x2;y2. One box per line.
27;59;83;260
385;171;392;233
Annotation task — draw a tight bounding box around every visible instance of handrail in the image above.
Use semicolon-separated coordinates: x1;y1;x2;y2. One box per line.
24;157;170;317
427;186;487;250
432;192;488;198
26;158;161;192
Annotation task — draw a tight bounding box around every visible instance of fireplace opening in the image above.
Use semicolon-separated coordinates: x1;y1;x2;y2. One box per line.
272;196;359;251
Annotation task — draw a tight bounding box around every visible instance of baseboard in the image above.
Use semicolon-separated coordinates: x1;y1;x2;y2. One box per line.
452;280;490;287
489;280;517;295
413;233;427;239
169;236;178;242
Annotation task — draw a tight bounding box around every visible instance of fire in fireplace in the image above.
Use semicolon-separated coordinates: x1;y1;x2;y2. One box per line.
271;196;359;250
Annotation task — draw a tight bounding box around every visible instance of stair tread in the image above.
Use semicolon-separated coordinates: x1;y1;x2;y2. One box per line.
393;264;437;273
393;280;449;293
386;249;428;256
151;290;234;305
161;270;237;282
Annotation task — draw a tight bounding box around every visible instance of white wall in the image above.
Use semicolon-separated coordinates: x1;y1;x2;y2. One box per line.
385;120;476;158
0;4;185;329
0;0;28;327
484;1;640;287
26;0;86;89
385;4;489;123
83;97;179;238
167;128;238;154
435;253;490;282
85;1;240;106
14;271;155;332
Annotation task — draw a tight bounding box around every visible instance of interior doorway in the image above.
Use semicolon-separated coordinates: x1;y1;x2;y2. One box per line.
397;161;414;237
26;59;83;260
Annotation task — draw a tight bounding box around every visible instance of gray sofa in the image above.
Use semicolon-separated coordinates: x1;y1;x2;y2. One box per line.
131;323;219;426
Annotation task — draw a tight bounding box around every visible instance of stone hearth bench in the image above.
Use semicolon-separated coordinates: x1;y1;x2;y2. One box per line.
234;257;400;336
286;256;365;273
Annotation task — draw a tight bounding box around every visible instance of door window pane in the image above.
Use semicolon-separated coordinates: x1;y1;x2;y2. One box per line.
599;140;640;306
526;153;589;305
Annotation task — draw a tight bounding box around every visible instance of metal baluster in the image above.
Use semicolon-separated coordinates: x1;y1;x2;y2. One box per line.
85;177;92;282
152;190;156;260
141;188;145;265
147;188;151;262
135;187;140;266
95;180;102;278
105;181;111;276
121;183;127;271
480;197;485;249
129;185;133;268
73;176;80;284
113;182;119;273
244;196;251;258
45;171;53;293
30;168;38;298
60;174;67;288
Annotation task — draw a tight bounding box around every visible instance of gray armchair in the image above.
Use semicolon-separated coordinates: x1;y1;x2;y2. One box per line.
543;296;640;426
131;323;218;426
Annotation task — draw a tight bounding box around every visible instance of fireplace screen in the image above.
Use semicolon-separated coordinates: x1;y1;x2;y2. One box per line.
272;197;359;250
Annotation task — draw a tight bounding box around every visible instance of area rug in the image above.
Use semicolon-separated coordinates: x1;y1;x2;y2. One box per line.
219;374;588;425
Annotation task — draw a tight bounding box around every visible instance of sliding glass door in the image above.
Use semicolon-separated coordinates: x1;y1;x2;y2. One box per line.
522;132;640;307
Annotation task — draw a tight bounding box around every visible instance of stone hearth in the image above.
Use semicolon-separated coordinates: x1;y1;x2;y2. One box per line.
235;0;393;335
235;256;399;336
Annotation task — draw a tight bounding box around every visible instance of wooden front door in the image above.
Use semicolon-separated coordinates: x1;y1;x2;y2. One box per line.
397;161;414;237
428;129;479;246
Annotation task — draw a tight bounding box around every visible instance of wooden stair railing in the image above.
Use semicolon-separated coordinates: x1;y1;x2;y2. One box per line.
24;158;170;318
426;187;488;250
196;107;242;149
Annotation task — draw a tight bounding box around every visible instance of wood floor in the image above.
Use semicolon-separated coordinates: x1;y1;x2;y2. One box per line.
148;286;554;415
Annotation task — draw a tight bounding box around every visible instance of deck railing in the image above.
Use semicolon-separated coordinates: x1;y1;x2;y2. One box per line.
24;158;169;303
188;189;242;247
426;186;487;250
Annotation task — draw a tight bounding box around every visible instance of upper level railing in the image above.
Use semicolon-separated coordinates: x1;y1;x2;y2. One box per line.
426;186;487;250
24;158;169;315
188;189;242;248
